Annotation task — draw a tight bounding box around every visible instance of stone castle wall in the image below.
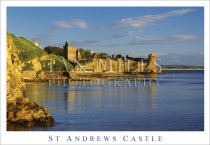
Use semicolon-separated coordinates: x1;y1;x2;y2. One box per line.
75;58;149;73
67;45;77;61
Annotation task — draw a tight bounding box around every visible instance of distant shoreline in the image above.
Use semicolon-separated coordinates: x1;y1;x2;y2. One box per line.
23;69;204;83
162;68;204;71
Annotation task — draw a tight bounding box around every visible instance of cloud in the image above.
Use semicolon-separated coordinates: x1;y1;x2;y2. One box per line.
73;34;200;48
110;33;127;39
130;35;199;45
73;39;101;46
73;39;121;48
108;9;194;29
53;19;88;29
73;32;132;47
100;32;133;40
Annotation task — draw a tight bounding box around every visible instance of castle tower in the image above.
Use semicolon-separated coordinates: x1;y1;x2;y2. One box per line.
76;50;81;61
63;41;77;62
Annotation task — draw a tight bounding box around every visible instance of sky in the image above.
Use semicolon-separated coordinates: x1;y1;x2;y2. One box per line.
7;7;204;66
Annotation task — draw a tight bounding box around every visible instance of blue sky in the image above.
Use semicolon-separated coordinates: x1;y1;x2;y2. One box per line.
7;7;204;66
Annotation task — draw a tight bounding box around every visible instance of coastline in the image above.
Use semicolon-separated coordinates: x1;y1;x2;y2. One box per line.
23;69;204;84
162;68;204;71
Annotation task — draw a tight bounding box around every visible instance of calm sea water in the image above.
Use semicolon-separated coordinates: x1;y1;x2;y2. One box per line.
20;70;204;131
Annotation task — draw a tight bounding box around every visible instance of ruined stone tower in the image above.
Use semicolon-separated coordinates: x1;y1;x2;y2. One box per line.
146;52;157;72
63;41;77;61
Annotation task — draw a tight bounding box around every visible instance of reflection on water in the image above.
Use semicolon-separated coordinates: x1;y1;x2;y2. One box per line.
149;85;157;110
19;70;204;131
65;83;158;114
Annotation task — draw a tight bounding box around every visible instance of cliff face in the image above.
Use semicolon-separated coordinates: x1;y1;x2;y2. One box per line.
7;33;54;128
7;33;25;99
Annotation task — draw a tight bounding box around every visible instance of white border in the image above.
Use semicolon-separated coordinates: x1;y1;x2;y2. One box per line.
0;1;209;145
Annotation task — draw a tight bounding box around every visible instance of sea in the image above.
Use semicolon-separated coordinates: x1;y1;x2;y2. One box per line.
9;70;204;131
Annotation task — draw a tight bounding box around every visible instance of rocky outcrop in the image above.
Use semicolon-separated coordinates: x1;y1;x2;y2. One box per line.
22;71;37;81
30;57;43;72
146;53;158;73
7;33;54;128
7;97;54;127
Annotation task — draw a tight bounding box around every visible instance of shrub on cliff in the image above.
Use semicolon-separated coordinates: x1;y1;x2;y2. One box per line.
44;46;65;57
22;62;33;71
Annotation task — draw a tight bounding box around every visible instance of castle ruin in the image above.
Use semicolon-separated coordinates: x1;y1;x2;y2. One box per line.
63;41;158;73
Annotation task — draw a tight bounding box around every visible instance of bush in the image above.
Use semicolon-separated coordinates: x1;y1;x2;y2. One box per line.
116;54;123;59
98;52;109;59
78;48;92;60
44;46;65;57
126;55;145;61
22;63;33;71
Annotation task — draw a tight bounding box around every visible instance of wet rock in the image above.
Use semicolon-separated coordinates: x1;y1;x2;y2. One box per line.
7;97;54;127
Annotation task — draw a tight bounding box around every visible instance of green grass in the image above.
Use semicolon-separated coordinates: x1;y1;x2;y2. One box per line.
50;54;73;71
8;32;73;71
40;54;73;71
9;33;46;61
